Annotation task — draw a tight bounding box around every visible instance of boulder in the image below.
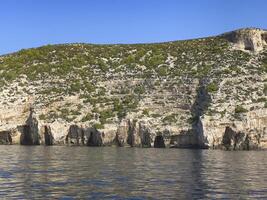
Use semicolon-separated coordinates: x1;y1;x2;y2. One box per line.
0;130;12;145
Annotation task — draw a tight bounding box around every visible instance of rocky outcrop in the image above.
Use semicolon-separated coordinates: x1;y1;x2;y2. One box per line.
219;126;265;150
66;125;86;145
0;130;12;144
41;125;54;145
116;119;154;147
115;121;129;147
221;126;250;150
202;109;267;150
139;122;152;147
65;125;103;146
223;28;267;52
170;130;205;149
126;119;141;147
20;107;40;145
169;79;211;149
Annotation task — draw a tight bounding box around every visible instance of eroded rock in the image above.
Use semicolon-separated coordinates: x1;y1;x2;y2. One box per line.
43;125;54;145
127;119;141;147
0;130;12;145
20;107;40;145
66;125;85;145
170;130;201;149
223;28;267;52
221;126;263;150
87;128;103;146
139;122;152;148
115;120;130;147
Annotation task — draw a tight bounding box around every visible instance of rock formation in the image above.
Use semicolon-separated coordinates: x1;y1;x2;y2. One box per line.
42;125;54;145
0;130;12;145
20;107;40;145
66;125;85;145
0;28;266;150
87;128;103;146
223;28;267;52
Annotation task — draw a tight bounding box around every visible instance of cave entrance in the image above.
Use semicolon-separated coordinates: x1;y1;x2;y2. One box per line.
0;131;12;144
44;126;53;145
244;46;253;51
87;130;103;147
21;125;33;145
154;136;166;148
244;40;254;51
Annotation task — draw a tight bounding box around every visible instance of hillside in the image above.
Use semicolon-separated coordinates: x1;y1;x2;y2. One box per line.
0;28;267;149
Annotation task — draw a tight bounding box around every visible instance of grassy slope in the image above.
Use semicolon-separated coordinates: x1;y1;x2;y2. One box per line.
0;35;266;126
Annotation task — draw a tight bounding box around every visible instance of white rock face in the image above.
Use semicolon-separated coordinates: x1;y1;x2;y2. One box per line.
223;28;267;53
202;109;267;150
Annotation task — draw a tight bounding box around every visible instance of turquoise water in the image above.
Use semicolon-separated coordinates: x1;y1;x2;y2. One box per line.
0;146;266;199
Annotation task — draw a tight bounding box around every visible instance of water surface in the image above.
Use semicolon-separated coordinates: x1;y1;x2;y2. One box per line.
0;146;266;199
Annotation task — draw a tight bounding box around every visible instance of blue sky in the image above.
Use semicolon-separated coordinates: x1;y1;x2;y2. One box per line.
0;0;266;55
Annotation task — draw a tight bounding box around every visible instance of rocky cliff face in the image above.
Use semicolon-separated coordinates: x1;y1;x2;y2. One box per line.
0;28;266;150
222;28;267;53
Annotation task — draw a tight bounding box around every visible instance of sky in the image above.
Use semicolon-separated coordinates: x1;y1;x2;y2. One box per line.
0;0;267;55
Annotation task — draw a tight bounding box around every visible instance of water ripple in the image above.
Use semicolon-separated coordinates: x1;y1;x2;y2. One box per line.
0;146;266;199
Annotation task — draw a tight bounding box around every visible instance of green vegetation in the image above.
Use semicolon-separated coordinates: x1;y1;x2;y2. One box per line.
99;109;114;124
93;123;104;129
81;113;94;122
39;114;46;120
162;113;178;124
207;82;219;93
235;105;248;114
0;31;265;126
112;96;138;120
264;84;267;95
134;85;145;94
0;35;239;84
257;97;266;102
142;109;150;116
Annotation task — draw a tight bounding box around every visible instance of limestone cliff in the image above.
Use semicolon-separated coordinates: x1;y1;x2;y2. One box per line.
0;28;266;150
222;28;267;53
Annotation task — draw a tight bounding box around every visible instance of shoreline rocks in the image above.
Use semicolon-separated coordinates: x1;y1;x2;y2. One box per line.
0;109;266;150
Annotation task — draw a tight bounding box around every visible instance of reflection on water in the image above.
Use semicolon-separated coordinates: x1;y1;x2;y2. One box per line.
0;146;266;199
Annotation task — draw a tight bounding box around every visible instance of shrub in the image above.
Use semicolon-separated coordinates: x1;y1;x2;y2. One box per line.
235;105;248;113
142;109;149;116
99;109;114;124
157;65;168;76
39;114;46;120
93;123;104;129
260;63;267;73
134;85;145;94
264;84;267;95
207;82;218;93
162;113;178;123
257;97;266;102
